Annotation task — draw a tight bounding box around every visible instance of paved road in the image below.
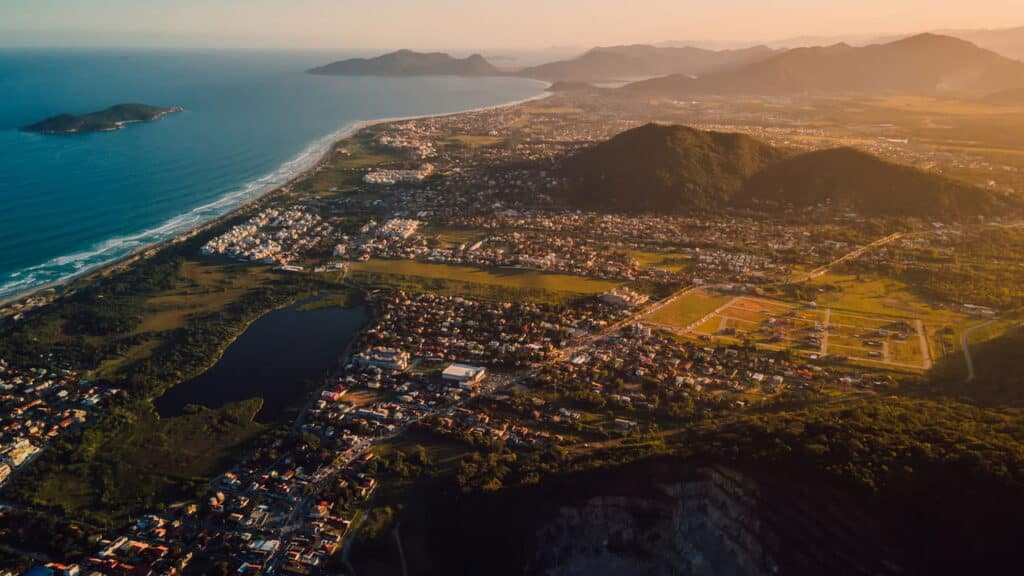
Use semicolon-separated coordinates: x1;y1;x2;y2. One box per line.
786;232;906;285
961;320;996;382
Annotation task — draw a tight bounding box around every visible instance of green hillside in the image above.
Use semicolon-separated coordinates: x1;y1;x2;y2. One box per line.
559;123;787;212
22;103;181;134
739;147;1006;220
558;124;1014;220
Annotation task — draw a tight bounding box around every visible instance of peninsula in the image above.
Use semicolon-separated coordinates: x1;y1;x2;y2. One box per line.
21;103;184;134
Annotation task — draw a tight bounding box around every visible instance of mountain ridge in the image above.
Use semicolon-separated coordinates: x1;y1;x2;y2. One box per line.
558;123;1014;220
625;33;1024;98
308;49;501;76
517;44;775;83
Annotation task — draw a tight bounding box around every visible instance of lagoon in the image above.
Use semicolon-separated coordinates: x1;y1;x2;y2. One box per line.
153;299;367;422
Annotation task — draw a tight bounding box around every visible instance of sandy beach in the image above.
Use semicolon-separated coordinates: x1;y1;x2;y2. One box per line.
0;88;551;314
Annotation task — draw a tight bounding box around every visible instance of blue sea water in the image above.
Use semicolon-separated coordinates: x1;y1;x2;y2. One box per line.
0;49;545;299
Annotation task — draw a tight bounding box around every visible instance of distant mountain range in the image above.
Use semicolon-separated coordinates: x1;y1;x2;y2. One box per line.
309;34;1024;100
308;50;500;76
21;103;183;135
558;123;1014;220
625;34;1024;99
944;26;1024;61
656;26;1024;61
515;45;775;83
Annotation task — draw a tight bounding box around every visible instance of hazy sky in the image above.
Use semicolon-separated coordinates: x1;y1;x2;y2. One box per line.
3;0;1024;51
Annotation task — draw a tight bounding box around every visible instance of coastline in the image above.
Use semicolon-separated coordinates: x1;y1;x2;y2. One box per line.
0;85;551;312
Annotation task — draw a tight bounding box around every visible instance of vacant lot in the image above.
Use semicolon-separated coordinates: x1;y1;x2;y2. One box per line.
644;289;733;330
349;259;620;303
662;291;933;371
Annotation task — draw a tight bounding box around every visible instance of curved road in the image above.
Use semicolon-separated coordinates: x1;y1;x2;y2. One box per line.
962;320;996;383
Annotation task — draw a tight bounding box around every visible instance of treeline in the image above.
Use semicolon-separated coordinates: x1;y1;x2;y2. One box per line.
386;397;1024;575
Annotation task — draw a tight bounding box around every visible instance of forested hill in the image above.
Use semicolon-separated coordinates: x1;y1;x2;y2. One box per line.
557;123;1014;220
308;50;500;76
359;397;1024;576
21;103;182;134
559;123;787;213
738;147;1011;220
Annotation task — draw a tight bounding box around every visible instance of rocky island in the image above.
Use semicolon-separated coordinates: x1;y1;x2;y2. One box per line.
21;103;184;134
308;49;501;76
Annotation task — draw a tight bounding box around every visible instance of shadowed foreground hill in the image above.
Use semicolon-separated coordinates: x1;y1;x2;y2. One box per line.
559;123;787;212
935;326;1024;406
354;398;1024;576
558;124;1014;220
738;147;1006;220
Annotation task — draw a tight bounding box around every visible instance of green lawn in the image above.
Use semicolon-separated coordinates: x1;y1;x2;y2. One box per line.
349;259;621;303
626;249;692;272
645;289;733;330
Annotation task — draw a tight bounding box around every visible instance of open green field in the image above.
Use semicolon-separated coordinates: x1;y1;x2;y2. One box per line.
444;134;505;149
349;259;621;303
92;259;276;380
669;292;933;371
798;273;977;363
133;260;275;335
645;289;733;330
626;249;692;272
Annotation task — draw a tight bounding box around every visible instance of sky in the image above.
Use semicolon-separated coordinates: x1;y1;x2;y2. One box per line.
3;0;1024;52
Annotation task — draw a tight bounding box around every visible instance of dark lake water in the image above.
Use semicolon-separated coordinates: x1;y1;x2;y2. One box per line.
153;300;367;422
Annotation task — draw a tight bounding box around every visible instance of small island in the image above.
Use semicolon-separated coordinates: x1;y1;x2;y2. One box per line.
21;103;184;134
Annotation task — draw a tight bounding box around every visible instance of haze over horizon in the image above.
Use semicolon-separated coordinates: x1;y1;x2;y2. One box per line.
3;0;1024;52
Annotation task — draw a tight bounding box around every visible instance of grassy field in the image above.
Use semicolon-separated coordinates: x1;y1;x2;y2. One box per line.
296;288;364;311
349;259;620;303
133;260;274;334
626;249;692;272
660;290;934;371
92;259;275;380
444;134;505;149
797;273;975;364
645;289;733;329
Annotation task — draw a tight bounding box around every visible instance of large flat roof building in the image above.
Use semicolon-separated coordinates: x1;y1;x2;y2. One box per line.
442;363;487;386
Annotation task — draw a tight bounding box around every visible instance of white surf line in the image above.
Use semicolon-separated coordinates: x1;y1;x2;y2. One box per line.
0;86;554;304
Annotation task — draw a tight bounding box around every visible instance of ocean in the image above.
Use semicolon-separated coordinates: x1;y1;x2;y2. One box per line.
0;48;546;300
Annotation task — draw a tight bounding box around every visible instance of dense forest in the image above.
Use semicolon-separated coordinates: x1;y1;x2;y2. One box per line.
354;397;1024;575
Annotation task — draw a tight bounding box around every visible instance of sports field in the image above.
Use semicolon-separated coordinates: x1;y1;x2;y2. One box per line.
647;290;932;371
